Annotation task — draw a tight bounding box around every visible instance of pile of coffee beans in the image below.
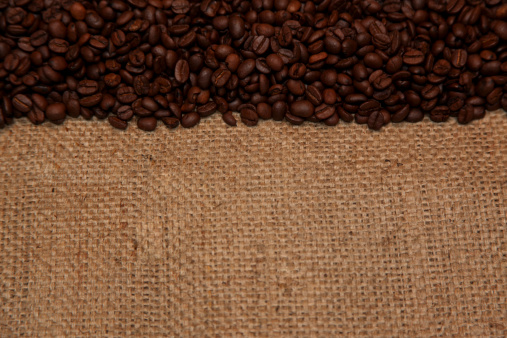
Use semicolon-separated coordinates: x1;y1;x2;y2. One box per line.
0;0;506;131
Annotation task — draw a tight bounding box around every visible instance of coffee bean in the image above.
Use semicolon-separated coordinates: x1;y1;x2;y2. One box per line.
212;68;231;87
256;103;272;120
137;117;157;131
367;110;384;130
108;116;128;130
175;60;190;83
46;103;66;121
80;93;103;108
315;104;335;120
229;16;245;40
105;73;122;87
181;112;200;128
70;2;86;21
77;80;99;96
430;106;450;123
30;30;48;47
197;102;217;117
12;94;32;113
266;54;283;72
403;49;425;65
290;100;314;118
364;53;384;69
161;117;180;129
218;111;235;126
48;39;69;53
272;101;287;121
451;49;467;68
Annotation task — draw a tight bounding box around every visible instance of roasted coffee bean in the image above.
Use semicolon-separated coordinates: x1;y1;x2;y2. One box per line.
12;94;32;113
48;39;69;53
77;80;99;96
117;106;134;121
175;60;190;83
46;103;67;121
403;49;425;65
197;102;217;117
117;87;137;104
80;93;103;107
430;106;450;123
161;117;180;129
212;68;231;87
451;49;467;68
290;100;314;118
315;104;335;120
105;73;122;87
137;117;157;131
222;112;237;126
367;110;384;130
181;112;200;128
108;116;128;130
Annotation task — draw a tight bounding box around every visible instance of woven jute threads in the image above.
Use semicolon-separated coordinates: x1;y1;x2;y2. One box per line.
1;112;506;336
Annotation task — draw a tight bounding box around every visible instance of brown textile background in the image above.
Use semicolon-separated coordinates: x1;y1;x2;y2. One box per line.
1;112;506;336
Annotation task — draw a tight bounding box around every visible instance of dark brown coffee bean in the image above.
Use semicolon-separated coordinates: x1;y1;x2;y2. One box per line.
77;80;99;96
367;110;384;130
457;104;474;125
451;49;467;68
222;112;237;126
240;107;259;126
315;104;335;120
256;103;272;120
80;93;103;108
197;102;217;117
285;113;304;125
421;84;440;100
272;101;287;121
48;39;69;53
290;100;314;118
134;75;150;96
403;49;425;65
405;108;424;123
175;60;190;83
137;117;157;131
391;104;411;123
108;116;128;130
117;87;138;104
181;112;200;128
30;30;48;47
212;68;232;87
117;106;134;121
430;106;450;123
237;59;256;79
12;94;32;113
266;54;283;72
160;117;179;129
306;85;323;106
289;63;306;79
364;53;384;69
359;100;381;116
105;73;122;87
229;16;245;40
286;79;305;96
46;103;66;121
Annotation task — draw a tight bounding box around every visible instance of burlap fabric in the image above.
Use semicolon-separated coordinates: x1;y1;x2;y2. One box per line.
1;111;506;336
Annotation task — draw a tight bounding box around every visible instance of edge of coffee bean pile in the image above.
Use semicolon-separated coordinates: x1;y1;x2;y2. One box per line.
0;0;506;132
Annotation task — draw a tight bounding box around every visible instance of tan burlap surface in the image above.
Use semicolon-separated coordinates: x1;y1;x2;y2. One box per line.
0;111;506;336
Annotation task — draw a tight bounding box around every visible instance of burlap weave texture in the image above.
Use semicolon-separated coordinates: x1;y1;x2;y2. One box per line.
0;112;506;336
